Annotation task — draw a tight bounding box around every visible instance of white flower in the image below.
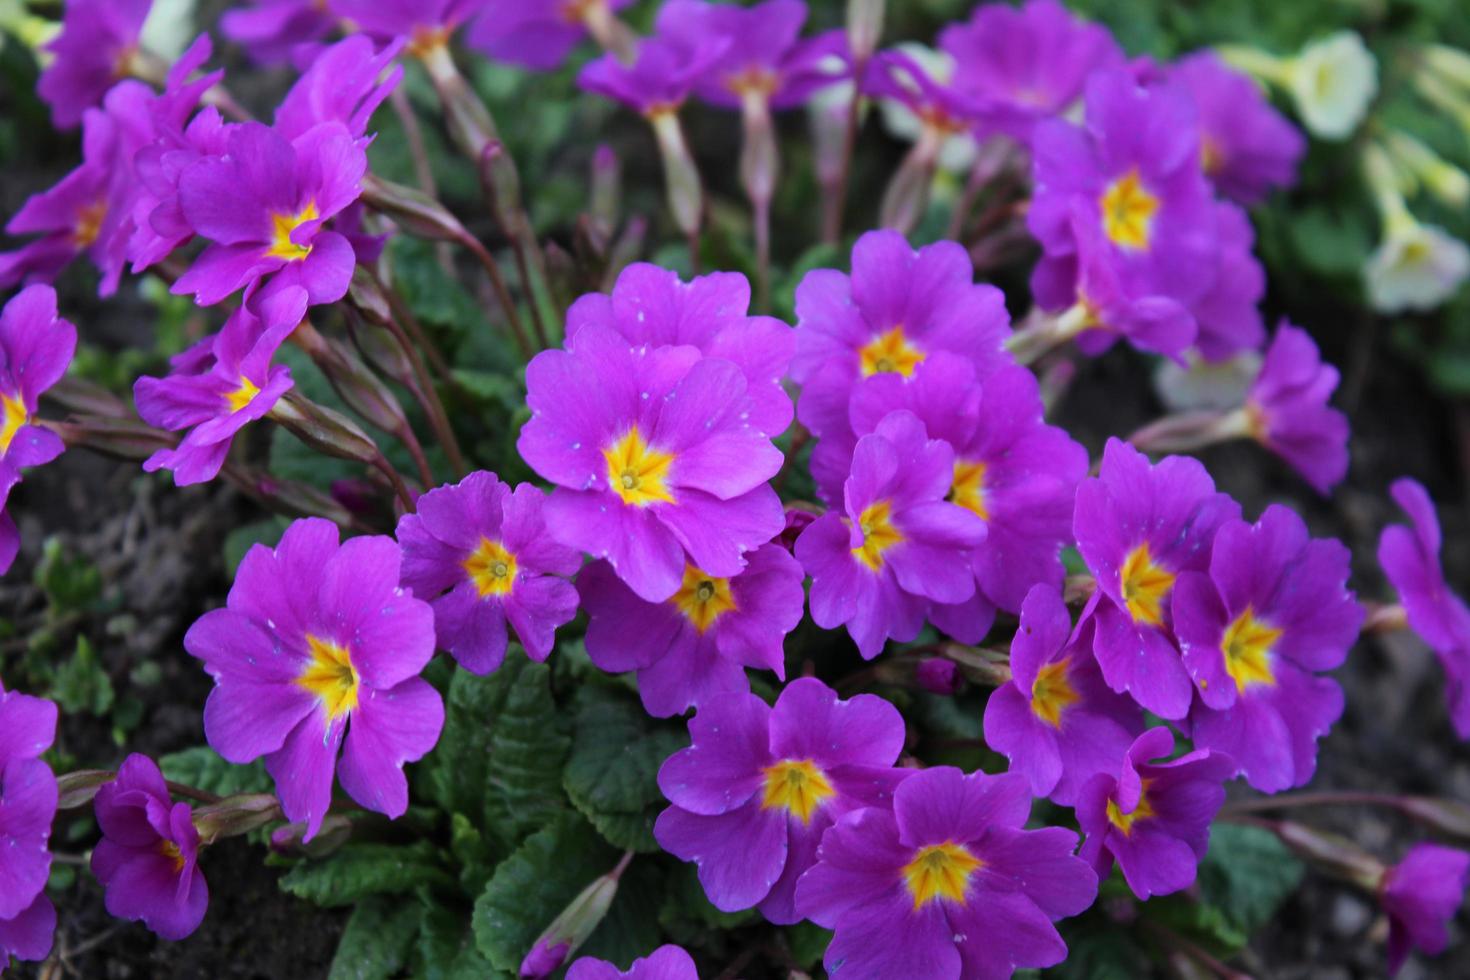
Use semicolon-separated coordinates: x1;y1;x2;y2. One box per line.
1154;351;1264;414
877;43;978;175
1365;218;1470;313
1287;31;1378;141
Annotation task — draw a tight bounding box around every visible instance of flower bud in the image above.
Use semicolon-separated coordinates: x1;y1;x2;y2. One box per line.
915;658;962;695
519;855;630;978
268;392;382;465
1272;820;1386;891
192;793;282;844
231;468;357;527
591;144;621;237
846;0;885;66
270;813;353;858
360;174;470;243
290;321;410;439
648;110;704;238
55;769;116;809
1398;796;1470;843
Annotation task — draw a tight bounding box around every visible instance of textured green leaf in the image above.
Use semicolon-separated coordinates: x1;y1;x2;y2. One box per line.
159;746;272;798
472;812;618;972
483;660;571;847
279;841;453;908
563;687;686;851
50;636;113;716
1047;909;1150;980
577;860;665;969
785;921;834;971
327;895;421;980
426;667;505;818
418;903;503;980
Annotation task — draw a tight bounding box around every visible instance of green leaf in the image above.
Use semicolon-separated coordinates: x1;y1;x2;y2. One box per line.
483;659;572;847
563;686;686;852
418;903;502;980
578;860;665;968
49;636;114;716
223;518;291;580
426;667;503;818
159;746;273;798
327;895;422;980
279;841;453;908
472;812;617;973
785;921;834;971
1047;908;1150;980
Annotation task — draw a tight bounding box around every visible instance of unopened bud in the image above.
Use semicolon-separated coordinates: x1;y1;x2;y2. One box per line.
268;392;381;466
192;793;282;844
648;110;704;238
290;321;410;438
1398;796;1470;843
520;855;631;978
270;813;353;857
228;467;357;526
915;658;963;695
347;267;395;326
846;0;885;66
55;769;116;810
360;174;470;243
1272;820;1386;891
591;144;621;237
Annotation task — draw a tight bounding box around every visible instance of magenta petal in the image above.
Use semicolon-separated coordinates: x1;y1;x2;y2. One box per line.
0;893;55;962
893;767;1031;846
657;693;771;815
337;678;444;818
768;678;906;768
654;802;788;912
824;885;960;979
265;709;344;841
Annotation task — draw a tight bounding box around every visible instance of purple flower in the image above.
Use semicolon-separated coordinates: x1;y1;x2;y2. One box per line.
842;354;1088;636
467;0;636;72
133;286;304;486
578;33;731;116
1076;726;1234;899
655;0;845;110
1174;505;1361;792
330;0;486;52
796;411;987;660
863;48;987;140
395;471;582;675
984;585;1144;805
1380;843;1470;976
1169;52;1305;206
1244;323;1350;494
172;121;366;307
0;678;58;967
91;754;208;941
1190;202;1266;361
1379;478;1470;738
566;264;795;436
184;518;444;839
274;36;404;142
796;767;1096;978
36;0;153;129
792;230;1010;500
579;542;804;717
1073;439;1241;719
915;658;962;695
939;0;1125;147
1029;71;1218;345
517;324;785;604
222;0;341;66
0;286;77;575
566;945;699;980
655;678;907;923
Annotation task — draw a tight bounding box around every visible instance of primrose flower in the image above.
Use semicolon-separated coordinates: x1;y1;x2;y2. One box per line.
1;286;77;575
796;411;988;659
330;0;485;53
839;355;1088;638
36;0;154;129
655;678;908;923
1076;727;1234;899
566;945;699;980
1379;478;1470;738
222;0;341;66
655;0;843;111
395;471;582;675
1170;52;1305;205
0;678;58;967
939;0;1125;146
467;0;636;71
579;543;804;716
273;35;404;142
566;264;795;436
517;323;785;604
133;286;304;486
1073;439;1241;719
1029;70;1219;334
1242;323;1349;494
1285;31;1377;141
865;47;989;164
173;121;367;307
185;518;444;839
1173;505;1361;792
796;767;1097;978
1380;843;1470;976
1365;218;1470;314
1189;203;1266;361
91;754;208;941
578;32;731;116
873;45;980;175
983;585;1144;805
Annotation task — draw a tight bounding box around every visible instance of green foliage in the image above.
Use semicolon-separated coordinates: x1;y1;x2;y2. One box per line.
279;841;454;908
49;636;113;716
482;659;573;848
327;896;423;980
159;746;273;798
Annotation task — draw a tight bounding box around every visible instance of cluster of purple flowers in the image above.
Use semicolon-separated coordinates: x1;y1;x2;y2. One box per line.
0;678;59;968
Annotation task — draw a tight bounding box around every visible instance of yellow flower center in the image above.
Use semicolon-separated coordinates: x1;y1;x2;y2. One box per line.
671;565;737;633
603;426;676;507
1201;136;1225;177
223;377;260;413
858;325;925;378
158;839;185;874
73;200;108;248
1106;783;1155;836
903;842;982;908
297;635;360;720
1100;169;1160;250
407;24;453;58
0;391;27;455
1220;606;1281;692
759;759;835;824
948;459;989;521
463;538;519;597
1120;543;1175;627
1030;660;1080;729
265;201;320;261
852;499;904;572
